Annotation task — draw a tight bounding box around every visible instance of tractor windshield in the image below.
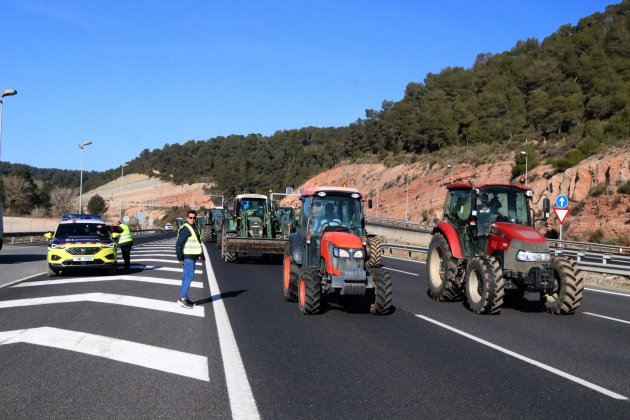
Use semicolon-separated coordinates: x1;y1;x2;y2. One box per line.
309;195;364;237
476;186;530;233
240;199;266;218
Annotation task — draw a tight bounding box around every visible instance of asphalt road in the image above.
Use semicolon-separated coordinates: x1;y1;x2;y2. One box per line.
1;236;629;419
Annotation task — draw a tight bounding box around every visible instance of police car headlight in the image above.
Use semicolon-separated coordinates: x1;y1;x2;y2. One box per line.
50;243;64;249
333;248;350;258
353;249;365;259
517;251;551;262
102;243;116;248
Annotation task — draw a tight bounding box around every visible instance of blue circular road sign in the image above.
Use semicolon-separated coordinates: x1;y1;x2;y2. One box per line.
555;195;569;208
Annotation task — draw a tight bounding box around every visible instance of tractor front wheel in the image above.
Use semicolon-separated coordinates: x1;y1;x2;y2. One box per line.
365;236;382;268
223;232;237;263
464;256;505;314
298;268;321;315
541;257;584;314
283;250;299;302
369;268;393;315
427;233;463;301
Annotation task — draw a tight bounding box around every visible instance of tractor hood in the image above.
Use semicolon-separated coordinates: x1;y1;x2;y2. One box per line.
321;231;363;250
492;222;547;243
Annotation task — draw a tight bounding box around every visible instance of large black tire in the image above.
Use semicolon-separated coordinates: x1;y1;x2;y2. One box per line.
298;268;321;315
223;232;237;263
283;250;299;302
369;268;393;315
201;226;213;241
464;256;505;314
216;229;223;249
365;236;382;268
542;257;584;314
426;233;463;301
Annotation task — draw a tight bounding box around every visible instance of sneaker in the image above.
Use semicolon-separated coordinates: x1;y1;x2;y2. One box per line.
177;298;194;309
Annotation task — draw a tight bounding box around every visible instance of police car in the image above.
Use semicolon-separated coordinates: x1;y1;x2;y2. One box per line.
44;214;118;277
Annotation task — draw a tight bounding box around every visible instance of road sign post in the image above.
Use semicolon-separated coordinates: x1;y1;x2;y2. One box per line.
553;207;569;242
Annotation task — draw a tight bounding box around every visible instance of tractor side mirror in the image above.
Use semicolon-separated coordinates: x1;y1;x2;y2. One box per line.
542;197;550;220
367;199;373;209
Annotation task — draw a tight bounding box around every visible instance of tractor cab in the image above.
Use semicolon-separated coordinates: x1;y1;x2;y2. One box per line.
234;194;270;238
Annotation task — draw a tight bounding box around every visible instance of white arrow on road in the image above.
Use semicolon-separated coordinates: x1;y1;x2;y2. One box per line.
0;327;209;381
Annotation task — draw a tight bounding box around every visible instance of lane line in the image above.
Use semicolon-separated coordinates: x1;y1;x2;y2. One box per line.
141;266;202;274
415;314;628;400
0;293;204;317
382;255;427;264
14;276;203;289
583;312;630;325
0;272;46;289
0;327;209;381
385;267;420;276
203;244;260;419
584;287;630;298
130;258;202;266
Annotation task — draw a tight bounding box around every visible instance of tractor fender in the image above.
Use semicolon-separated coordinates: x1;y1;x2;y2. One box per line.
433;221;462;259
287;232;303;266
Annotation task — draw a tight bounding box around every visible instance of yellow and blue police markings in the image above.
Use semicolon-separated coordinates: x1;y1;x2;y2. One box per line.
44;214;118;277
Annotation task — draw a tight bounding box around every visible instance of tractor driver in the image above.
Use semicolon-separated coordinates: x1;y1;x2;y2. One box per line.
318;202;342;232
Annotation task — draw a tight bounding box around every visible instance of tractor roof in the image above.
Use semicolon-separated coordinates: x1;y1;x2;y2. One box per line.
235;194;268;200
446;183;531;191
299;186;362;198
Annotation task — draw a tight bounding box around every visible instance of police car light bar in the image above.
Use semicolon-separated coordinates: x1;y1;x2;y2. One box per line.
62;213;102;220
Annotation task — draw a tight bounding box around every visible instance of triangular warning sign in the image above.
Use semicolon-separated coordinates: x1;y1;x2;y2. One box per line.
553;207;569;224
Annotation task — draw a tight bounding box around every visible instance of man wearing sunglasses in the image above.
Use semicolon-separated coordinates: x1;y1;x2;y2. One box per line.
175;209;206;309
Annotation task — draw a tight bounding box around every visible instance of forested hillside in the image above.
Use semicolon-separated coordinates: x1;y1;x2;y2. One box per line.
2;1;629;215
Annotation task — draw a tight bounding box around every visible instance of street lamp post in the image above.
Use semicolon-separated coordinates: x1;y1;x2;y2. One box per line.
78;140;93;213
119;163;128;220
0;89;18;160
520;151;528;185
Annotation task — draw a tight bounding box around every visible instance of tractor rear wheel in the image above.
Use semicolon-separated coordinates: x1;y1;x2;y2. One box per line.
365;236;382;268
298;268;321;315
216;230;223;249
464;256;505;314
369;268;393;315
427;233;463;301
542;257;584;314
283;250;299;302
223;232;237;263
201;226;213;241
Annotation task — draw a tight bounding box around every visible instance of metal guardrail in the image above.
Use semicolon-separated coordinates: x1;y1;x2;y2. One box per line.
379;242;630;276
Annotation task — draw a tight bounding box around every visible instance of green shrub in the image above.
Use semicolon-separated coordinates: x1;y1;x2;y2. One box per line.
587;228;605;243
570;200;584;216
588;183;608;197
617;180;630;194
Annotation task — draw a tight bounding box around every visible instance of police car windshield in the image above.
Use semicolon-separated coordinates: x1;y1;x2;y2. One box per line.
55;223;107;238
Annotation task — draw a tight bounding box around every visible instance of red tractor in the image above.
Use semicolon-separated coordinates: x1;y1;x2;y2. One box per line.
283;186;392;315
427;182;584;315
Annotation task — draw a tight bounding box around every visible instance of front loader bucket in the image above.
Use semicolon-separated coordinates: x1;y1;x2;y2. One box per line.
224;237;287;255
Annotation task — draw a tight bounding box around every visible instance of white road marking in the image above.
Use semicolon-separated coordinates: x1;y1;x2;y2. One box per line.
0;293;204;317
583;312;630;325
14;275;203;289
385;267;420;276
415;314;628;400
130;258;202;266
382;255;427;264
203;244;260;419
0;273;46;289
0;327;209;381
584;287;630;298
142;266;202;274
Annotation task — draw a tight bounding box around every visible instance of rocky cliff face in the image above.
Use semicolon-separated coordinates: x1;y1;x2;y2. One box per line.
298;146;630;244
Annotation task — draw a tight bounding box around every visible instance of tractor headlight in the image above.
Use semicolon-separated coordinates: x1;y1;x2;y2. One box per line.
516;250;551;262
353;249;365;259
333;248;351;258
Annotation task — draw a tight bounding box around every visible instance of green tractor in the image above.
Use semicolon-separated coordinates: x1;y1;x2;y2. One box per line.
273;205;297;238
221;194;287;262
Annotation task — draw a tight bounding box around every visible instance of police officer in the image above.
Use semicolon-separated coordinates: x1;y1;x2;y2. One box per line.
112;220;133;270
175;209;206;309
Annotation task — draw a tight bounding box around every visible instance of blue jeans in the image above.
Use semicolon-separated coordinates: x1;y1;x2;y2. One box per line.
181;258;197;299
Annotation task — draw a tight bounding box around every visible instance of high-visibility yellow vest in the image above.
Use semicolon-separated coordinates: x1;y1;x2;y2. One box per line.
180;223;202;256
118;224;133;245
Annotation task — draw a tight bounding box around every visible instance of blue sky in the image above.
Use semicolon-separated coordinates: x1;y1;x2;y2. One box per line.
0;0;615;172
